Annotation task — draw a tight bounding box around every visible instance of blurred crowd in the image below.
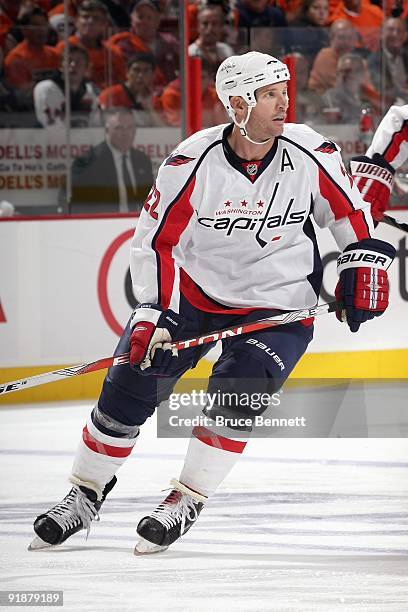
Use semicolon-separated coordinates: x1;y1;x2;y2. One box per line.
0;0;407;130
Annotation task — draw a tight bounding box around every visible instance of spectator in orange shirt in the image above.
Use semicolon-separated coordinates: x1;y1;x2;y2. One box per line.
160;60;227;128
107;0;179;89
330;0;384;52
309;19;358;93
56;0;126;91
4;5;59;110
99;52;164;126
2;0;56;52
309;18;379;110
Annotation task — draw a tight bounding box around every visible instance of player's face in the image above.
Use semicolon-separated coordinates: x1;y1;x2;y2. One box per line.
247;82;289;139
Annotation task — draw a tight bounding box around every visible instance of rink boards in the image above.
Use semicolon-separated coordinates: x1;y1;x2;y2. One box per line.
0;213;407;403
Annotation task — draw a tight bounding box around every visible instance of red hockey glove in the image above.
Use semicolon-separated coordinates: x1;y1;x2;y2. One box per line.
350;154;394;223
129;304;183;375
335;238;395;333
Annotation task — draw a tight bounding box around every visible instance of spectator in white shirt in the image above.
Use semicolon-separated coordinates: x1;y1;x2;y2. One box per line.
34;44;100;128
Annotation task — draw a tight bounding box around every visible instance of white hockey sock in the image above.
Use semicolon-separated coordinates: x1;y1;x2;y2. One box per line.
70;409;139;499
179;425;249;498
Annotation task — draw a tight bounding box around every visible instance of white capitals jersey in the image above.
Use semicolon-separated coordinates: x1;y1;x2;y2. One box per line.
366;104;408;170
130;123;373;314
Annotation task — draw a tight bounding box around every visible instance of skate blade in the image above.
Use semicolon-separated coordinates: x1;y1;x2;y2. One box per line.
28;536;56;551
134;536;168;556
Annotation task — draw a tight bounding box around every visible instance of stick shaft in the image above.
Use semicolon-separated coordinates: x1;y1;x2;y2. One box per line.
0;302;337;396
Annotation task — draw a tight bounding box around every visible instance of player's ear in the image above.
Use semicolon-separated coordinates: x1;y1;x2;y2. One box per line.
229;95;247;116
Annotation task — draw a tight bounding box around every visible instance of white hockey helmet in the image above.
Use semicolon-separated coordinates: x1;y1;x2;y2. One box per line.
215;51;290;119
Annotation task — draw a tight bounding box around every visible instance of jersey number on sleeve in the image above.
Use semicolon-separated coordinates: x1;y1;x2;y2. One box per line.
143;184;160;220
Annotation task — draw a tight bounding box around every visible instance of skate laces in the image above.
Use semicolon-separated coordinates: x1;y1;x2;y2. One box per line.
46;486;99;538
151;490;200;533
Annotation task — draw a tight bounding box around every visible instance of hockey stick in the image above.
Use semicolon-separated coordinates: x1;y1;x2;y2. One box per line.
381;214;408;234
0;302;338;396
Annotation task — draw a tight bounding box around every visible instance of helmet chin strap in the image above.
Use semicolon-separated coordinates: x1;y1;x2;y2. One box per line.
233;106;273;146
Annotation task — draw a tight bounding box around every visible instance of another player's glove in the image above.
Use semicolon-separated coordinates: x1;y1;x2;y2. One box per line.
129;304;183;375
335;238;396;333
350;154;395;222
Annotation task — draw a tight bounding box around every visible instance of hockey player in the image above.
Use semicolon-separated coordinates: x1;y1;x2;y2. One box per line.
351;104;408;223
29;52;396;555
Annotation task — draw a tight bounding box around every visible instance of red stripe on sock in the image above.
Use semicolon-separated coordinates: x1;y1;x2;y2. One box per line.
193;426;247;454
82;426;133;457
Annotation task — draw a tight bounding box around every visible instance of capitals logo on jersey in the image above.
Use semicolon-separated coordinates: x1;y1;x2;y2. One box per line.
198;182;308;248
314;141;337;154
165;153;195;167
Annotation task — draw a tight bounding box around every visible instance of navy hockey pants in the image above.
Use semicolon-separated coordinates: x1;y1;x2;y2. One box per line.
98;294;314;427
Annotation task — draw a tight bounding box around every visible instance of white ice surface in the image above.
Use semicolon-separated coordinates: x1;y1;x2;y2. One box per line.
0;401;407;612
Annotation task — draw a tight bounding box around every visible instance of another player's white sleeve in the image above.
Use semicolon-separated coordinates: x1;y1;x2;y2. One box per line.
129;156;197;313
310;147;374;251
366;104;408;170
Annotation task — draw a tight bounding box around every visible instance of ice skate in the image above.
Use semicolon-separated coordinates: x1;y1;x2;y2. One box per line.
28;476;117;550
134;479;207;555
